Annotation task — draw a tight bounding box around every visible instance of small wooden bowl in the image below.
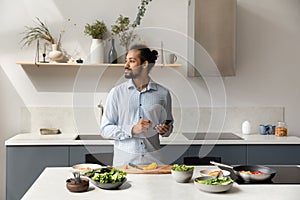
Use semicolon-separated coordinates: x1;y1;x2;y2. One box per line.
66;178;89;192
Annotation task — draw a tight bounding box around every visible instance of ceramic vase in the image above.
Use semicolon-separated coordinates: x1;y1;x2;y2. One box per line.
90;39;105;64
48;44;64;62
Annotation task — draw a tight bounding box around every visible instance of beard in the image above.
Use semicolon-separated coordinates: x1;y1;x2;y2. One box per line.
124;65;143;79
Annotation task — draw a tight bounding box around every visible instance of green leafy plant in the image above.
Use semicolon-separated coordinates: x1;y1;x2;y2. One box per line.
111;0;153;51
133;0;153;27
84;20;108;40
111;15;136;51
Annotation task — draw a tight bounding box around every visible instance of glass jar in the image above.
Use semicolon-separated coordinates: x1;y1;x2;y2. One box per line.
275;121;287;136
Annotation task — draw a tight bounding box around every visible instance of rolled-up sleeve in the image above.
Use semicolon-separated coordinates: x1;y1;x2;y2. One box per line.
100;88;133;140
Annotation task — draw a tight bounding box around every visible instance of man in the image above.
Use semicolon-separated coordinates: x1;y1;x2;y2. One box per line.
100;44;173;166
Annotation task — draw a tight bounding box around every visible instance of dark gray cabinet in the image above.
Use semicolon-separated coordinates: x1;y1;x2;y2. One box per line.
187;145;247;165
70;145;188;166
247;145;300;165
159;145;189;165
69;145;113;166
6;146;69;200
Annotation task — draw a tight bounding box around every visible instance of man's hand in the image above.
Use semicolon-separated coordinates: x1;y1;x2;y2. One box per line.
154;123;170;135
132;119;152;134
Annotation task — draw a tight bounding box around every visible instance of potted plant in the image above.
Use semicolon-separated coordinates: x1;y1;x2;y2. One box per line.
110;0;152;62
84;20;108;64
111;15;137;53
21;17;57;47
21;17;74;62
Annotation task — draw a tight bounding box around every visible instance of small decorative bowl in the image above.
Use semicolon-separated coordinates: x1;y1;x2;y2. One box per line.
66;178;89;192
199;169;230;178
72;163;102;175
171;169;193;183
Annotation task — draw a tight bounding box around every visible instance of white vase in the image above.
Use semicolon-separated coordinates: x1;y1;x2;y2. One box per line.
48;44;64;62
242;120;251;134
90;39;105;64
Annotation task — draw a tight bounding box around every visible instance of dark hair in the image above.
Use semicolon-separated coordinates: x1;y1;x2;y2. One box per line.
129;44;158;72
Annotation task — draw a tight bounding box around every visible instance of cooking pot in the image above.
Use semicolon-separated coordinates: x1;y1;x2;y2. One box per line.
210;161;276;183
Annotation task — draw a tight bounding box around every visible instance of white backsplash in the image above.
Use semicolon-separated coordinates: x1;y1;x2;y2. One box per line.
21;106;284;135
21;107;102;134
172;107;284;134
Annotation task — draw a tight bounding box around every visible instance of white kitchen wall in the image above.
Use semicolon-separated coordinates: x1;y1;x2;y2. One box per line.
23;106;284;135
224;0;300;135
0;67;25;200
1;0;300;199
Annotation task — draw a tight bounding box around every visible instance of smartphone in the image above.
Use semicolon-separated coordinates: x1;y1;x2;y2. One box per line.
153;120;172;130
163;120;172;125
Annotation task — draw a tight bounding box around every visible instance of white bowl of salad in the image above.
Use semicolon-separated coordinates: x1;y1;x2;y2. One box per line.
84;167;127;189
194;176;234;193
171;164;194;183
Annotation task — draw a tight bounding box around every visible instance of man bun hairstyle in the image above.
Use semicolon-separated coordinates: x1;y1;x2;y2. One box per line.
129;44;158;72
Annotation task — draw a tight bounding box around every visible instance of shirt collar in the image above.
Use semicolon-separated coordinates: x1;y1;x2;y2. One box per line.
127;78;158;91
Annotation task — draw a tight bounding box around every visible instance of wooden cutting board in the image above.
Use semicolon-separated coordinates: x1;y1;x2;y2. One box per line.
116;165;172;174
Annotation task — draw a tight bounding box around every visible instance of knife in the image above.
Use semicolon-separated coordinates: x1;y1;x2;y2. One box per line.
128;163;143;170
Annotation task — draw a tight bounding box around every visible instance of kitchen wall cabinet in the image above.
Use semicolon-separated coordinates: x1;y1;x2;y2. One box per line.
6;146;69;200
247;145;300;165
188;0;236;76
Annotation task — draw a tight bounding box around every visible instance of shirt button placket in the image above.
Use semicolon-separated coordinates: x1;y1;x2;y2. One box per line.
139;92;142;119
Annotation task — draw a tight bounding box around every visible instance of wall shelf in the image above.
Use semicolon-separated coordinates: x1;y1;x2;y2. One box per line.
16;62;182;67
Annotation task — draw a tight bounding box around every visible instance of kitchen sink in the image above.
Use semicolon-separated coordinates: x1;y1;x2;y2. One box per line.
182;132;244;140
75;134;112;140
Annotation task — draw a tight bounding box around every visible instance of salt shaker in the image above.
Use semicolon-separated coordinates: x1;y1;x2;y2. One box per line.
242;121;251;134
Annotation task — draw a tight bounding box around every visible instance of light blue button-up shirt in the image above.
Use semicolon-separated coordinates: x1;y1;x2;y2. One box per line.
100;78;173;166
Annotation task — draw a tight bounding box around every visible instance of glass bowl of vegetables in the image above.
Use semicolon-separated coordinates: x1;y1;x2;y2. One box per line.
194;176;234;193
171;164;194;183
84;167;127;189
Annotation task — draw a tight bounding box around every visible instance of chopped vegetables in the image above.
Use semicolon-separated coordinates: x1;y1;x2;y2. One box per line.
143;162;158;170
78;167;91;171
85;167;126;183
196;177;234;185
208;170;222;176
239;170;264;175
171;164;194;172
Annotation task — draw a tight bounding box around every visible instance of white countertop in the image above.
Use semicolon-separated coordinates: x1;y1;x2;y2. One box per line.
22;166;300;200
5;132;300;146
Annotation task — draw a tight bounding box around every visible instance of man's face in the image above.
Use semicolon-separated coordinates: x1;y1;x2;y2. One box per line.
124;49;144;79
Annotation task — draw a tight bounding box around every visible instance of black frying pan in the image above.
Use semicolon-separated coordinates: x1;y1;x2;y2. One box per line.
210;161;277;183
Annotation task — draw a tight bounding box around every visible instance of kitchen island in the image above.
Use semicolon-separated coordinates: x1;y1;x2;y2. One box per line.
6;133;300;200
22;166;300;200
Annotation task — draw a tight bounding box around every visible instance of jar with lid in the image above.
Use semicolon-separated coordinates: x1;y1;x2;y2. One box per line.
275;121;287;136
